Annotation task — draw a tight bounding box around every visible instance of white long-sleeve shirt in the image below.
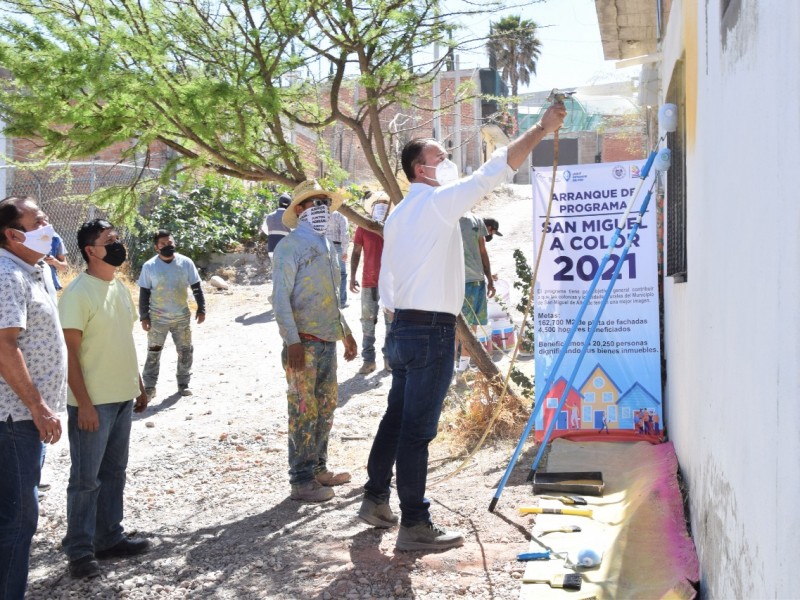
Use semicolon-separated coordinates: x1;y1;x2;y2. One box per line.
379;147;514;315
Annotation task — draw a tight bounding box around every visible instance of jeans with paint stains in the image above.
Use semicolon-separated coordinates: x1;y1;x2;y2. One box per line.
281;340;339;485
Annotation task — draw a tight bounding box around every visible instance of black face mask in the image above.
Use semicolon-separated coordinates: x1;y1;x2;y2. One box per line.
159;245;176;258
485;234;493;243
101;241;127;267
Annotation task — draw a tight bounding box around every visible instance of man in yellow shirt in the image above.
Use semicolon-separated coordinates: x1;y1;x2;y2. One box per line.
58;219;149;579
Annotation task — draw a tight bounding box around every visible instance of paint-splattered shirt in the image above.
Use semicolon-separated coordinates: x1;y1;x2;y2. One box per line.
272;221;351;345
138;253;201;320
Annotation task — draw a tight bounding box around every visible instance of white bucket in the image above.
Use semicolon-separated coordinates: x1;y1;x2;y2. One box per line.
487;279;512;320
490;317;516;352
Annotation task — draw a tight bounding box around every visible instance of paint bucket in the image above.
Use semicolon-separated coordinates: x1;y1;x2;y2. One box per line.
487;279;511;319
490;318;516;351
477;331;493;353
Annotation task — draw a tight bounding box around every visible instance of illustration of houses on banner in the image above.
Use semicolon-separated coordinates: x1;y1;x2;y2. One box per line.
579;364;621;431
535;363;662;440
536;377;582;441
617;382;661;435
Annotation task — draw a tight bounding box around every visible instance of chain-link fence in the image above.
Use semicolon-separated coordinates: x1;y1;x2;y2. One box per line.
1;161;162;263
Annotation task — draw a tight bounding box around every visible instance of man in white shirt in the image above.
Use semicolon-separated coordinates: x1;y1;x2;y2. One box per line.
325;210;350;308
358;103;567;551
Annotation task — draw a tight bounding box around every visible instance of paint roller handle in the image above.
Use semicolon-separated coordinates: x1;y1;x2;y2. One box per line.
517;551;552;561
519;507;594;517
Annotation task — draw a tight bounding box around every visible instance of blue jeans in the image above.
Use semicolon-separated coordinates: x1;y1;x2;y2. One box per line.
334;244;347;307
364;313;455;526
360;288;391;363
62;402;132;561
0;418;43;600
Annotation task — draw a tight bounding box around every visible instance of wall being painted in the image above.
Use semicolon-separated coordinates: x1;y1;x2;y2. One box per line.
661;1;800;597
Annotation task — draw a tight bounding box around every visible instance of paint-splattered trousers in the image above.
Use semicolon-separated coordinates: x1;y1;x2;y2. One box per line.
282;340;338;485
142;314;193;389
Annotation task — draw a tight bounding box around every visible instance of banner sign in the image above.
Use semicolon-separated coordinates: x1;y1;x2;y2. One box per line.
532;161;662;440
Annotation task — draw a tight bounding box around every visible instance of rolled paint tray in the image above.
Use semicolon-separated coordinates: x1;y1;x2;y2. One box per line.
532;471;604;496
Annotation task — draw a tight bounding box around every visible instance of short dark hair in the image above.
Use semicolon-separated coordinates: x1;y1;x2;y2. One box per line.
401;138;435;182
0;196;26;249
77;219;114;263
153;229;172;245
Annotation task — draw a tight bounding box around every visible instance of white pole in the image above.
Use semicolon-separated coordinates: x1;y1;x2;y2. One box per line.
454;55;462;171
433;43;441;140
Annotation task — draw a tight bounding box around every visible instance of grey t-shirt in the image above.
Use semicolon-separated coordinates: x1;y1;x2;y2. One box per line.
459;213;488;283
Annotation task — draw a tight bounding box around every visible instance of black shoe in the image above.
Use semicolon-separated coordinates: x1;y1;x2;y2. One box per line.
69;555;101;579
95;536;150;559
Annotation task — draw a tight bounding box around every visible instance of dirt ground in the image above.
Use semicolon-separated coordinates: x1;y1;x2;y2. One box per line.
27;185;547;600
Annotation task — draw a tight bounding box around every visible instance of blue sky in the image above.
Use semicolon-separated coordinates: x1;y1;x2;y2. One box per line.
444;0;640;92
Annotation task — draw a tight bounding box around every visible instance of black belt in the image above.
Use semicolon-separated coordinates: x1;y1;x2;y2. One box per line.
394;309;456;326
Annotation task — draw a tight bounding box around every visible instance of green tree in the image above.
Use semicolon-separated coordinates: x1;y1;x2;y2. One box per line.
486;15;542;120
0;0;501;217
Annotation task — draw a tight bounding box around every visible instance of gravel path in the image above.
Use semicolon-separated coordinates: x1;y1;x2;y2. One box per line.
27;186;544;599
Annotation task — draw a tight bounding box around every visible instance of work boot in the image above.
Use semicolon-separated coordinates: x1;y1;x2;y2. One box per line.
95;535;150;559
68;555;101;579
290;481;334;502
358;361;376;375
315;470;351;486
178;384;192;397
145;387;156;401
395;522;465;551
358;498;398;529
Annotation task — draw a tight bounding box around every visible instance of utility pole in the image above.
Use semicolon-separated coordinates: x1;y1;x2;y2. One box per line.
454;55;462;172
432;43;441;140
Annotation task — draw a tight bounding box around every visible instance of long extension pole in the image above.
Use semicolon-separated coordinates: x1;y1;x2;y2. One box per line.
527;173;664;477
488;100;676;512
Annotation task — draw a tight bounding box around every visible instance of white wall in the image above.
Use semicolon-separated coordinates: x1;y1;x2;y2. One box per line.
661;1;800;597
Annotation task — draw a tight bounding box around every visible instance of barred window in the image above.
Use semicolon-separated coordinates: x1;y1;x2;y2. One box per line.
666;60;687;282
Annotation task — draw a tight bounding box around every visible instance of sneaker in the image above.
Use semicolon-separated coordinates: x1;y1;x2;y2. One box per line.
315;470;351;486
383;359;392;373
290;480;335;502
178;385;192;397
145;387;156;401
395;522;465;551
358;498;398;529
69;555;101;579
455;356;470;373
95;535;150;559
358;361;377;375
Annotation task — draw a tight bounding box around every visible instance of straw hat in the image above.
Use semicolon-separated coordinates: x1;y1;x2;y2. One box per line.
283;180;344;228
364;190;391;215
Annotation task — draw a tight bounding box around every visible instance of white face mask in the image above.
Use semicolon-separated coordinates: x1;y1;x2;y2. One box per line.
298;204;330;235
423;159;460;186
15;224;55;256
371;202;389;223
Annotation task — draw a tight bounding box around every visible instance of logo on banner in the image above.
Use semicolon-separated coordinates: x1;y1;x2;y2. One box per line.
563;170;571;181
612;165;626;179
630;165;641;178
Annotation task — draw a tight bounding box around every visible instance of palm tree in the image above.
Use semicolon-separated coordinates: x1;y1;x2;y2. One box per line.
487;15;542;123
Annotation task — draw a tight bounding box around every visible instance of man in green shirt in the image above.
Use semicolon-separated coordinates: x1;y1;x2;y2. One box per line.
59;219;149;579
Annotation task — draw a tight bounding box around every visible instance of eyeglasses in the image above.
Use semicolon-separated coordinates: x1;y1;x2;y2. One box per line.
304;196;331;207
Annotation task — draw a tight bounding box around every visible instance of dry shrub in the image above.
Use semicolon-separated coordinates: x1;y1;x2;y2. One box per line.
215;266;237;281
446;370;531;450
